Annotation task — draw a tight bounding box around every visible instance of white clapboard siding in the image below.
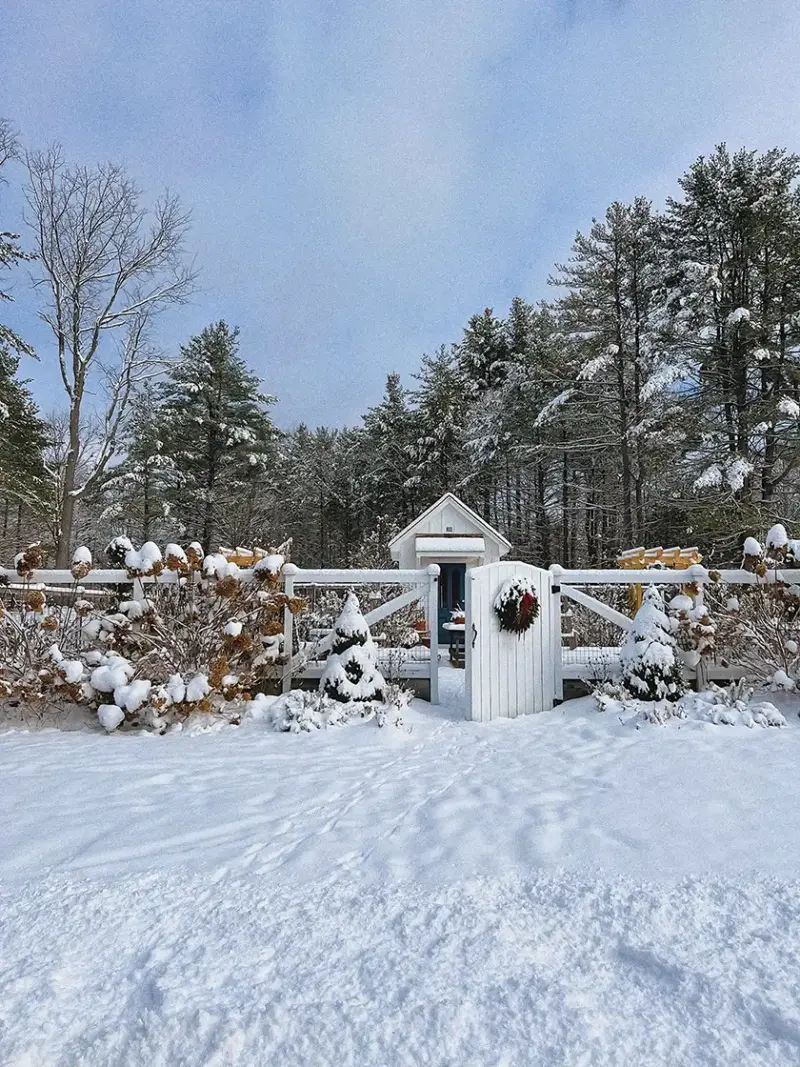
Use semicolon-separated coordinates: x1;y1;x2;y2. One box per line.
466;561;555;721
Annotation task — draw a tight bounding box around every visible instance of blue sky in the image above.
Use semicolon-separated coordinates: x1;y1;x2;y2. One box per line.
3;0;800;427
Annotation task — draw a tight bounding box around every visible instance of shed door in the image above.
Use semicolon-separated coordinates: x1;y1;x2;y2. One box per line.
438;562;466;641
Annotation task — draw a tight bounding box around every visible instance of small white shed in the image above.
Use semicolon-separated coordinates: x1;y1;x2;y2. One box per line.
389;493;511;641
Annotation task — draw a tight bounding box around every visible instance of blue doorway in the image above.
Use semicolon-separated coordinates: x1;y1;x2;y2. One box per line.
438;563;466;643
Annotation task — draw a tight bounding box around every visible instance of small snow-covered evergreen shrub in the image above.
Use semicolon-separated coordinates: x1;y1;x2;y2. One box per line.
321;592;385;703
259;679;411;734
619;586;685;707
259;690;353;732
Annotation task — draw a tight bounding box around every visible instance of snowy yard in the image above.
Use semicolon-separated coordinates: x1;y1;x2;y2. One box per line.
2;669;800;1066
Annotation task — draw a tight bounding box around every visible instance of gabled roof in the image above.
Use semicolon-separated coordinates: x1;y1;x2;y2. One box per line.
389;492;512;550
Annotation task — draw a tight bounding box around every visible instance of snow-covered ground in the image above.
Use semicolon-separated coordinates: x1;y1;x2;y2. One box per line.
2;668;800;1065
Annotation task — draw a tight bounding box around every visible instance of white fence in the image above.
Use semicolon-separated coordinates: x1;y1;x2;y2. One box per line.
282;564;440;703
3;557;787;720
0;562;441;704
463;561;796;721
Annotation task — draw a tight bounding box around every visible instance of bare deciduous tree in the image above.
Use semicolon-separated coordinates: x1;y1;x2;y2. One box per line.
24;146;196;564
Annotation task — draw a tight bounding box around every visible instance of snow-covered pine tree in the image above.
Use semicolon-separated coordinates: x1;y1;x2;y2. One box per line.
159;322;277;551
405;345;469;503
0;119;34;364
663;146;800;547
95;396;175;544
321;591;385;703
359;374;417;528
548;198;671;552
0;123;49;552
458;307;509;396
620;585;685;704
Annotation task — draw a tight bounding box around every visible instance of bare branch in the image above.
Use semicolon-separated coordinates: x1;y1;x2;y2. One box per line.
22;146;198;563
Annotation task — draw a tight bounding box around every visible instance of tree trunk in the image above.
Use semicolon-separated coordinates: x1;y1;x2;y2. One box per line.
55;401;82;566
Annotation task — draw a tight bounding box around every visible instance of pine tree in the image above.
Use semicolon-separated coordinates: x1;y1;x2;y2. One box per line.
0;350;49;554
320;592;385;703
0;123;48;550
620;586;685;703
406;345;468;502
458;308;509;395
159;322;277;550
96;396;175;543
0;119;33;362
662;145;800;546
548;199;671;552
360;373;417;526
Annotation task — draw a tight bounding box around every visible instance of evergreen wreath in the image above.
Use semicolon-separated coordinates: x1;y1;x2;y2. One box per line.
493;576;540;635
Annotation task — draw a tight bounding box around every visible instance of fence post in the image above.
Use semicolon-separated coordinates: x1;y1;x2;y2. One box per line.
282;563;298;694
131;576;146;606
689;564;709;691
427;564;440;704
549;564;564;703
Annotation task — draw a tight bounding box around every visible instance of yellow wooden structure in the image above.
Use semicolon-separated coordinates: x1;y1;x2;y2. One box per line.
219;546;269;567
617;545;703;613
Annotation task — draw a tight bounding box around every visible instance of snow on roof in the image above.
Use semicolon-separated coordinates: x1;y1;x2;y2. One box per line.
389;493;511;550
415;536;485;555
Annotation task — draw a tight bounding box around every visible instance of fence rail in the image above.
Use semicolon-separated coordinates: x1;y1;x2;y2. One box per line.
550;563;786;692
0;562;442;704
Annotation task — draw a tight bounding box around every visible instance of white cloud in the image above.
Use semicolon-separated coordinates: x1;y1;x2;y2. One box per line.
3;0;800;425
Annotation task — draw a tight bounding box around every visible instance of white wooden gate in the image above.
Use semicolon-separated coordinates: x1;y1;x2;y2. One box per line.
465;561;556;721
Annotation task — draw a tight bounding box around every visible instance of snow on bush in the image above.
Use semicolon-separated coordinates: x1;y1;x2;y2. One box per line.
257;690;353;732
90;656;134;693
124;541;163;577
164;543;189;572
98;704;125;732
716;523;800;688
0;535;302;733
320;592;385;704
256;678;412;734
71;546;92;580
598;678;786;729
203;553;240;581
114;679;152;713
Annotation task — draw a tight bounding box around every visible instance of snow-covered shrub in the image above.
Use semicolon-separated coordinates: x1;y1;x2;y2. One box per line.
716;583;800;689
668;591;716;665
259;679;411;734
712;524;800;688
680;680;786;727
259;689;353;732
1;536;304;732
598;676;786;728
321;592;385;703
379;679;414;727
619;586;684;707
